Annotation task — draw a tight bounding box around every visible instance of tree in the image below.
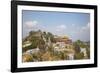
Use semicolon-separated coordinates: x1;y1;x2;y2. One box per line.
73;42;80;53
47;32;55;42
43;31;46;35
29;31;33;36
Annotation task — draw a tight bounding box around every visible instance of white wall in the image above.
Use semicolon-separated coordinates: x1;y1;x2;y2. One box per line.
0;0;99;73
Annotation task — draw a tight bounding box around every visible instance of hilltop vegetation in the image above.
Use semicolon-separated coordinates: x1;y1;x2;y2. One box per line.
23;30;55;52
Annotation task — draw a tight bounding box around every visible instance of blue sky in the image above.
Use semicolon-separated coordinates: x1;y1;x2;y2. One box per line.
22;10;90;41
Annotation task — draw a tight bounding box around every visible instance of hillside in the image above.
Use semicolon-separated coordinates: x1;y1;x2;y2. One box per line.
22;30;90;62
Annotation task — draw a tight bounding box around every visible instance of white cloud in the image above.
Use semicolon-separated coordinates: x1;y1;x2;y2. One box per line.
56;24;67;31
65;22;90;41
72;24;76;27
87;22;90;28
82;22;90;31
25;20;38;28
73;22;90;41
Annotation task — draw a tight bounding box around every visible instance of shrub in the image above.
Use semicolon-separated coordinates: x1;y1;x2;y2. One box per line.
75;52;84;59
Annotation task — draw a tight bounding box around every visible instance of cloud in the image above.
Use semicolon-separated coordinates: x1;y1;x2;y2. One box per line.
87;22;90;28
81;22;90;31
56;24;67;31
25;20;38;28
71;24;76;27
73;22;90;41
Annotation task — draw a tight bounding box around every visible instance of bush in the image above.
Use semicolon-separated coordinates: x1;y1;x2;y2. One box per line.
75;52;84;59
22;54;33;62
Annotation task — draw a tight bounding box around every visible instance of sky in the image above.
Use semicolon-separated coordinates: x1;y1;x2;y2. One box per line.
22;10;90;42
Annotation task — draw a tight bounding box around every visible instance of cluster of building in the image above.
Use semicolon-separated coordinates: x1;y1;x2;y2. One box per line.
53;36;72;51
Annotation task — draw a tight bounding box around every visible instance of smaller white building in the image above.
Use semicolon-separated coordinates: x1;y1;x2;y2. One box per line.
22;41;32;48
80;48;87;57
67;53;74;60
56;42;66;48
24;46;40;55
